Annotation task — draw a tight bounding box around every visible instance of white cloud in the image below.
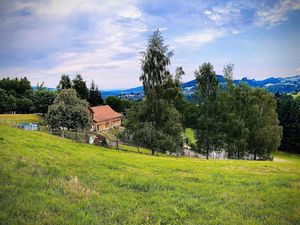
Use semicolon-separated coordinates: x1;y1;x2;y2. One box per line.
255;0;300;28
174;29;225;46
12;0;143;18
1;0;299;88
158;27;168;31
118;5;143;19
0;0;147;89
13;0;93;17
232;30;240;35
204;3;241;26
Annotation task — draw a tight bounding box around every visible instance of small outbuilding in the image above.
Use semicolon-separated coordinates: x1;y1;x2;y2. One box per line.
89;105;122;131
93;134;108;146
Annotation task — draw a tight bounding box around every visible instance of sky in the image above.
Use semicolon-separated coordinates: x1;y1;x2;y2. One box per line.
0;0;300;89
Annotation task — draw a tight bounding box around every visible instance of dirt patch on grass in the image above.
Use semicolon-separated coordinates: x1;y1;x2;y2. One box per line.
53;176;99;198
273;157;290;162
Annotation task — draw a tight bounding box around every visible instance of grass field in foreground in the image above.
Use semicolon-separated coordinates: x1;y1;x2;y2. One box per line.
0;119;300;224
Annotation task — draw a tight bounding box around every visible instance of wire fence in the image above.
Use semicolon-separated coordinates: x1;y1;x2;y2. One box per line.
38;125;155;155
12;121;187;157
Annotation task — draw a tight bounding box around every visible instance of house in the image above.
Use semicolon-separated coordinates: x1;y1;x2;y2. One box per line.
89;105;122;131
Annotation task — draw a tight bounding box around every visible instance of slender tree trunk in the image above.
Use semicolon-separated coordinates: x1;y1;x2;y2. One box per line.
254;151;257;160
62;129;65;138
206;142;209;160
152;149;155;155
227;143;230;158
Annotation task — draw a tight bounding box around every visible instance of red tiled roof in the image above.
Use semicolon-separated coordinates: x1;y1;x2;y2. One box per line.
90;105;121;122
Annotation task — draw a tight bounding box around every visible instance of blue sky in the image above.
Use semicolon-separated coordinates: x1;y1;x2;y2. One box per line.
0;0;300;89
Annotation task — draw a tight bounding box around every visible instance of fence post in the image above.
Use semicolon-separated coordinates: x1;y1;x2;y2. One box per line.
85;131;89;144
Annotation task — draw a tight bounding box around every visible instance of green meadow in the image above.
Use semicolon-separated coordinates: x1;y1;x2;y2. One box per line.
0;115;300;224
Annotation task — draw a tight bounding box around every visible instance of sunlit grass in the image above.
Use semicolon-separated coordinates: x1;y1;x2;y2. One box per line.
291;91;300;99
0;114;41;125
118;143;167;156
185;128;196;144
0;115;300;224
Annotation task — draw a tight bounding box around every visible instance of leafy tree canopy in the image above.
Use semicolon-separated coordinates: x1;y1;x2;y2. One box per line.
57;74;72;90
125;30;183;155
46;89;91;134
72;74;89;101
88;80;103;107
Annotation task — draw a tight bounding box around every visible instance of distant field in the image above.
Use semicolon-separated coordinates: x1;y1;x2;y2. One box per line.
185;128;196;145
118;143;161;155
291;91;300;99
0;114;41;125
0;115;300;224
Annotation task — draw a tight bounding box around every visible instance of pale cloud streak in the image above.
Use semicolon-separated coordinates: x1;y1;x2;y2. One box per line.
255;0;300;27
204;3;241;26
174;29;225;46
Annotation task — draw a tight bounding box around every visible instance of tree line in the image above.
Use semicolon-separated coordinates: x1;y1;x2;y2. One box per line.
0;77;57;114
275;93;300;154
192;63;281;159
124;30;283;159
0;74;132;114
57;74;103;106
0;74;106;115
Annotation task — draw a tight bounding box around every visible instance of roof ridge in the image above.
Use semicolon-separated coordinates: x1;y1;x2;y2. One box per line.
90;105;121;122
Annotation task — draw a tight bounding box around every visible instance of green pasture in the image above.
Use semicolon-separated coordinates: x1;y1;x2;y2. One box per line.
0;115;299;224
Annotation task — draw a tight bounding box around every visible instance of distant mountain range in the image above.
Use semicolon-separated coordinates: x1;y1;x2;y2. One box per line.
101;74;300;98
32;86;56;91
33;74;300;99
101;86;144;98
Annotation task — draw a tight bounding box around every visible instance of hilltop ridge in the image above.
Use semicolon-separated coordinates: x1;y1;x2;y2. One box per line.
101;74;300;98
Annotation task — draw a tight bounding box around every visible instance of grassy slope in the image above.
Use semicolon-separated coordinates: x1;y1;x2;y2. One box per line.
118;144;159;155
291;91;300;99
0;119;300;224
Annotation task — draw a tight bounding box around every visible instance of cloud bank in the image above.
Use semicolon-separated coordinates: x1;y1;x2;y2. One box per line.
0;0;299;88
